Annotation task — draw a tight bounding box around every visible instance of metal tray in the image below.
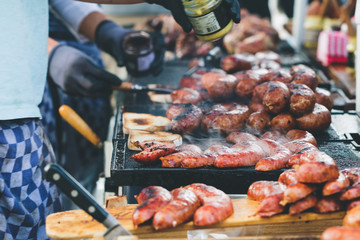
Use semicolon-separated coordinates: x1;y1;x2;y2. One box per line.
108;104;360;194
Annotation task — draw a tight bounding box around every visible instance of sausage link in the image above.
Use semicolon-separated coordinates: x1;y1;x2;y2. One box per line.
343;205;360;227
246;111;272;134
226;132;259;144
289;194;317;215
160;144;202;168
247;181;286;201
131;141;176;164
152;188;201;230
235;71;260;98
278;169;298;185
255;192;285;217
133;186;172;227
288;83;316;116
171;104;203;134
262;81;290;115
321;226;360;240
221;55;252;73
296;103;331;132
185;183;234;226
340;183;360;201
285;129;317;146
280;182;318;205
314;196;343;213
315;87;333;110
322;172;351;196
255;139;292;171
270;113;296;133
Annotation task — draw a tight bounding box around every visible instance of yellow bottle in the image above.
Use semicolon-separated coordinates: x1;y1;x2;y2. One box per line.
182;0;234;42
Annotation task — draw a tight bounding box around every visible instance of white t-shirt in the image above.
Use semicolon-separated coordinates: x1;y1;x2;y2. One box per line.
0;1;48;120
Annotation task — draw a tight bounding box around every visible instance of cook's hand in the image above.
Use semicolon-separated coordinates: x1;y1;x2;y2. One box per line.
95;20;134;67
145;0;241;33
48;43;121;97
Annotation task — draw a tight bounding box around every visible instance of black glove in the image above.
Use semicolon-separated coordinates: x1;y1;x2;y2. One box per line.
145;0;241;32
48;43;122;97
94;20;134;67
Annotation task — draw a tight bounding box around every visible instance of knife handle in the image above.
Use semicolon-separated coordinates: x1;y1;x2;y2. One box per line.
44;163;119;229
58;105;102;148
113;81;133;91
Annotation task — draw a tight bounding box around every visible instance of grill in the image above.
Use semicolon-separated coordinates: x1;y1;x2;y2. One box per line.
106;45;360;194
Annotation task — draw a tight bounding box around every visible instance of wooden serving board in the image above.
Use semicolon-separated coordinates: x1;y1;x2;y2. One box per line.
46;199;345;239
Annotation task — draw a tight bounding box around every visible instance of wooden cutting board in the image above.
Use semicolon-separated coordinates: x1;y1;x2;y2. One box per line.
46;199;345;239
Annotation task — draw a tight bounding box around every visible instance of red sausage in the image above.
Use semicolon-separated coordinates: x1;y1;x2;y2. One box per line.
255;192;286;217
314;196;343;213
281;182;318;205
321;226;360;240
285;129;317;146
152;188;201;230
340;183;360;201
322;172;351;196
278;169;298;185
131;141;176;164
343;205;360;227
289;194;317;215
133;186;172;227
255;139;292;171
160;144;202;168
185;183;234;226
247;181;286;201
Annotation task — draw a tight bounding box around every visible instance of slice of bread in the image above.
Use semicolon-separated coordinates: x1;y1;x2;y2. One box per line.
123;112;171;134
128;130;182;151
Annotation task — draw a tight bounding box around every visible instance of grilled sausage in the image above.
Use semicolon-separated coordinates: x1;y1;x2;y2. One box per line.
261;130;288;143
249;102;266;112
206;74;238;101
226;132;259;144
255;51;281;64
160;144;202;168
179;76;202;89
278;169;298;185
221;54;252;73
212;105;251;134
247;181;286;201
166;103;191;120
201;104;229;132
171;88;203;105
347;199;360;211
133;186;172;227
296;103;331;132
131;141;176;164
255;139;292;171
287;148;327;168
181;145;231;168
284;140;318;155
270;113;296;133
290;64;318;91
171;104;203;134
262;81;290;115
269;70;292;84
288;83;316;116
322;172;351;196
343;205;360;227
315;87;333;110
255;192;286;217
185;183;234;226
152;188;201;230
289;194;317;215
281;182;318;205
214;141;267;167
200;71;226;89
340;183;360;201
314;196;343;213
321;226;360;240
285;129;317;146
246;111;272;134
235;72;260;98
296;160;339;184
252;82;271;103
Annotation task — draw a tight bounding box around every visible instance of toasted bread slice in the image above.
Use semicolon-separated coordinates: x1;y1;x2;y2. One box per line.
123;112;171;134
128;130;182;151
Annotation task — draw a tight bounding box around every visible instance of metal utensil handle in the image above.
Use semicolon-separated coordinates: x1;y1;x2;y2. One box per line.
44;163;119;229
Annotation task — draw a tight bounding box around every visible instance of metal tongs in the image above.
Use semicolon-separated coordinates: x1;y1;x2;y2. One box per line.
44;163;136;239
